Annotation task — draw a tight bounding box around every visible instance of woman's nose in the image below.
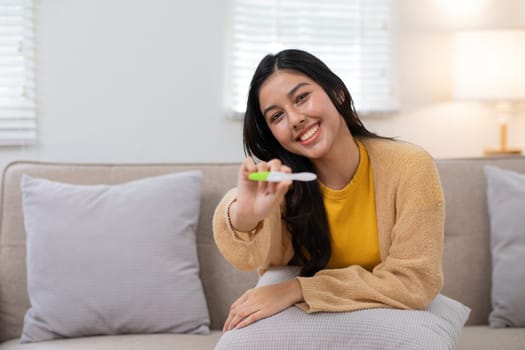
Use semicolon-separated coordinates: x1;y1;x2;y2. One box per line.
289;110;306;129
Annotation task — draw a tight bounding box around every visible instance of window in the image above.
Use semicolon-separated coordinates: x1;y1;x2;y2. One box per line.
0;0;36;146
229;0;398;117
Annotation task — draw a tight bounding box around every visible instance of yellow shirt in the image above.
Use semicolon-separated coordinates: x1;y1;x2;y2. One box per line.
320;140;381;270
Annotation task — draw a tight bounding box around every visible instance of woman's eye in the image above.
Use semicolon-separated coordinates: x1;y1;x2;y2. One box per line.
296;92;309;104
270;112;283;123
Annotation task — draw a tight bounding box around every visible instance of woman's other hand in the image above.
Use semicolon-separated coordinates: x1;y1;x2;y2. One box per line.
229;157;292;232
223;278;303;331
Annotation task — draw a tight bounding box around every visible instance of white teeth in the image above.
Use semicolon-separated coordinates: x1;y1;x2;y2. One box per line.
300;125;319;141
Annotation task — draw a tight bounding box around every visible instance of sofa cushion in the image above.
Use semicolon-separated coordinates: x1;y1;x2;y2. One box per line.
215;266;470;350
484;165;525;328
0;332;224;350
457;325;525;350
20;172;209;343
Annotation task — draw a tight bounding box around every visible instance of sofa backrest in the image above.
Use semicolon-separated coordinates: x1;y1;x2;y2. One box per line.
0;157;524;340
436;156;525;325
0;161;258;341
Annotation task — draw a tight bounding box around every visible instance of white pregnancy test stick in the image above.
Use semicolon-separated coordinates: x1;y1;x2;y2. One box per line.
248;171;317;182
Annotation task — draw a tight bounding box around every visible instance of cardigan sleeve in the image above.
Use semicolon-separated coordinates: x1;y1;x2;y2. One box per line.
212;188;295;274
296;149;444;313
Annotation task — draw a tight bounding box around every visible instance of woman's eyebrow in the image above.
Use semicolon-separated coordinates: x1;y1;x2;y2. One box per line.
262;82;311;117
287;82;310;98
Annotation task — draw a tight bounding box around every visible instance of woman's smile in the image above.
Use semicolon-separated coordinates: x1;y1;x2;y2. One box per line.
297;123;321;144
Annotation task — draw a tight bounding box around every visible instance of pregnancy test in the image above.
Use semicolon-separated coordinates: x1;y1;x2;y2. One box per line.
248;171;317;182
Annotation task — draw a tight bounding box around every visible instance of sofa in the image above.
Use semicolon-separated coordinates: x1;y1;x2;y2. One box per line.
0;158;524;349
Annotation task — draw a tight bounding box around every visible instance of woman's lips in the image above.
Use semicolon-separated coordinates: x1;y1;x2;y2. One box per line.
297;123;320;144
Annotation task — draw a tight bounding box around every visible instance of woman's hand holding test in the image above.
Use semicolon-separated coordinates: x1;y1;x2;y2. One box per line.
223;157;300;331
229;157;292;232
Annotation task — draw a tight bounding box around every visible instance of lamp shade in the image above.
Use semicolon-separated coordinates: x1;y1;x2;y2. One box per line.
453;30;525;100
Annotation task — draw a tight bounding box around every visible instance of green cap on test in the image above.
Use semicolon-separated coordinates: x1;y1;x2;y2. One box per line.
248;171;271;181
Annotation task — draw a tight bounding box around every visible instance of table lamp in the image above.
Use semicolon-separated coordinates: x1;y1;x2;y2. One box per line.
453;30;525;155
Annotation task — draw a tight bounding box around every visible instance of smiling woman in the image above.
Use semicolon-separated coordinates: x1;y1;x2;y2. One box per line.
259;71;349;162
212;49;458;347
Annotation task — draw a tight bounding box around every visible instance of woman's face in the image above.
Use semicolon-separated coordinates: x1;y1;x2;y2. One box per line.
258;69;346;160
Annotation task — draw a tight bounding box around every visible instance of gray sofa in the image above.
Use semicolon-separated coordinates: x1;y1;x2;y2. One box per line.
0;158;524;349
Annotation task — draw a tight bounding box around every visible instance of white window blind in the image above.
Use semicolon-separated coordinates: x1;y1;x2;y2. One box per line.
0;0;36;145
230;0;398;117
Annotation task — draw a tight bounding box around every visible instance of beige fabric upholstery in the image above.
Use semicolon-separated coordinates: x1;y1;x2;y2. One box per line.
0;332;223;350
0;162;257;341
437;157;525;325
1;158;525;349
457;326;525;350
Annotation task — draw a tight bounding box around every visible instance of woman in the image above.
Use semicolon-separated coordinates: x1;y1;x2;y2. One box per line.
213;49;444;332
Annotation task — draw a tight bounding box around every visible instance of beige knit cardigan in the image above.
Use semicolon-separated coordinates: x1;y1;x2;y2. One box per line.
213;137;445;313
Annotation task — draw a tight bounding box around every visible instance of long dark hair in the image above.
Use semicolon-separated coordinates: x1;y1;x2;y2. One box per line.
243;49;379;277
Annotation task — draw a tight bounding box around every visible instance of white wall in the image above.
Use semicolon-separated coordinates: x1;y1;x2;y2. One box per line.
1;0;524;170
0;0;245;169
35;0;242;163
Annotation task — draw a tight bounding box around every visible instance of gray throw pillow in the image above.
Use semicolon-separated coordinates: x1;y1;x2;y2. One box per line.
20;171;209;343
484;165;525;328
215;266;470;350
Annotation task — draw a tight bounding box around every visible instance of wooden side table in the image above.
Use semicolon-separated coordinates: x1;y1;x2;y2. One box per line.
484;148;522;156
